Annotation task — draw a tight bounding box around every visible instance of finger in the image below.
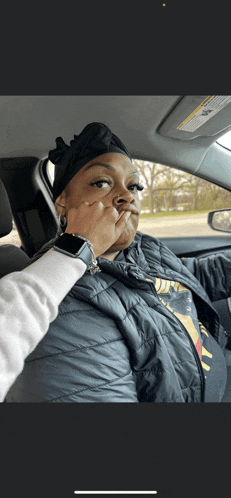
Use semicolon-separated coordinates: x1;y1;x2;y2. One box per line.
102;205;120;222
115;211;131;231
116;210;125;222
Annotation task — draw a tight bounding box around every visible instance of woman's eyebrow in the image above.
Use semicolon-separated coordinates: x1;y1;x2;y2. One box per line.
85;162;138;175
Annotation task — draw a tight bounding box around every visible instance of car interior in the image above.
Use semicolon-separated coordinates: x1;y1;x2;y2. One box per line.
1;95;231;342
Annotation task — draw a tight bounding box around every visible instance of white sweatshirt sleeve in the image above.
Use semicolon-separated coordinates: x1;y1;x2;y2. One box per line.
0;248;87;401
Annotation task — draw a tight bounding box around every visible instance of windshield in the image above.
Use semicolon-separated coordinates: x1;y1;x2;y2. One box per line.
217;130;231;150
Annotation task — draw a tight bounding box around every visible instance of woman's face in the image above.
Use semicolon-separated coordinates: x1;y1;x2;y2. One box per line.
55;152;143;257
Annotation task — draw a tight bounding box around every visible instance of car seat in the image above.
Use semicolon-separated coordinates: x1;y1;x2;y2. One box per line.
0;179;29;277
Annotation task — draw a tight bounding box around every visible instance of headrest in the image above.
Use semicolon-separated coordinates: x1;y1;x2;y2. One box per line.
0;179;13;237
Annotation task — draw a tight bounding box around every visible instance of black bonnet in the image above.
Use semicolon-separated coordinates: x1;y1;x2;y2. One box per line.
49;122;131;201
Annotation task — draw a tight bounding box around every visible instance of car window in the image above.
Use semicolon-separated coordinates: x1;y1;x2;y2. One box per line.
134;159;231;238
46;160;55;186
0;220;21;247
217;129;231;150
46;158;231;239
4;157;231;248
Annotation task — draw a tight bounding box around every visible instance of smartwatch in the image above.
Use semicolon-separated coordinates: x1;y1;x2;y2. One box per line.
53;233;101;274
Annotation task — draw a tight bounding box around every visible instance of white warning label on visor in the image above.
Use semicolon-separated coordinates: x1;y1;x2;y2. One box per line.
177;96;231;132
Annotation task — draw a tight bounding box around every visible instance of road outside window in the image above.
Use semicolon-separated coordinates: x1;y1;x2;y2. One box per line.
135;160;231;238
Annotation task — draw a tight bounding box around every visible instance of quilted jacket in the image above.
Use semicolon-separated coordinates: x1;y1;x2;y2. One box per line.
6;231;231;403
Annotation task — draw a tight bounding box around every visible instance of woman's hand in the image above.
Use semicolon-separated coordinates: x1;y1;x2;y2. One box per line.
65;201;131;257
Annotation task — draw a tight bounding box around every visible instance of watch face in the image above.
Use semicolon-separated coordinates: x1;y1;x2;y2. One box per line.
55;233;86;255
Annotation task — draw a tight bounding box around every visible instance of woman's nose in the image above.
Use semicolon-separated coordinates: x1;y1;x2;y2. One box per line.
114;190;135;205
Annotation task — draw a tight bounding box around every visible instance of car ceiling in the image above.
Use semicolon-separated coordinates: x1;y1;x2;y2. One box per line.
1;95;231;189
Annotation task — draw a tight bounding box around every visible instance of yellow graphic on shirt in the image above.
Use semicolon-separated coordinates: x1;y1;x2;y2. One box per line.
201;347;213;371
202;346;212;358
174;312;201;350
201;361;210;371
158;297;173;314
155;278;188;294
198;322;211;371
199;321;209;337
154;278;212;374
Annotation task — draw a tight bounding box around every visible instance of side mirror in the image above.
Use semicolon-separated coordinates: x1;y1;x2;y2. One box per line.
208;208;231;233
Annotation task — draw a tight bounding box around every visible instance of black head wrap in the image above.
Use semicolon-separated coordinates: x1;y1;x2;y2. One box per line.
49;122;131;201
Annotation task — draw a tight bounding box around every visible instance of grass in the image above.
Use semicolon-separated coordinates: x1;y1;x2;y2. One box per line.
139;210;209;219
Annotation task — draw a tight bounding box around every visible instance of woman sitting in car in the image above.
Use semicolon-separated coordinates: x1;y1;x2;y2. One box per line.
6;122;231;402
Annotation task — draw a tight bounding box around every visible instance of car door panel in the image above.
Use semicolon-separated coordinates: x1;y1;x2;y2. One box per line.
159;236;231;258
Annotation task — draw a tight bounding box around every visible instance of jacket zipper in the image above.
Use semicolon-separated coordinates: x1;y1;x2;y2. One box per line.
146;279;205;402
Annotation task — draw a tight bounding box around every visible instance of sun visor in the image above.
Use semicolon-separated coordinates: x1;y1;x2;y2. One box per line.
158;96;231;141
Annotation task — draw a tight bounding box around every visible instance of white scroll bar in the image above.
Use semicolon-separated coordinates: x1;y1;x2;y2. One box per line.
74;492;157;494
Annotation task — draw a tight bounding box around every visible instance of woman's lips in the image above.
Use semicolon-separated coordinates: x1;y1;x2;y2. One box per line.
118;206;139;217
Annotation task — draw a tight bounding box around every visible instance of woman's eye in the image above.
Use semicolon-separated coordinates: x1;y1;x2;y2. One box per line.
90;180;111;188
90;180;144;192
129;183;144;193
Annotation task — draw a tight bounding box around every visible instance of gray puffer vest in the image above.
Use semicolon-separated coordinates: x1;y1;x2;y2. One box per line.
6;232;230;402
